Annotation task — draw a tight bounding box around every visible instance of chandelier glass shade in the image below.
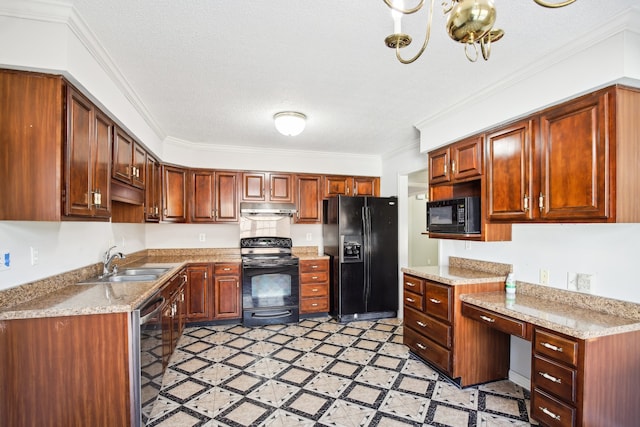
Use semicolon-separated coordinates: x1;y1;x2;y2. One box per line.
383;0;577;64
274;111;307;136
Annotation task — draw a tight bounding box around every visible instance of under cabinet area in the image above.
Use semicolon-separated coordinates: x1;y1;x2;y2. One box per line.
402;273;509;386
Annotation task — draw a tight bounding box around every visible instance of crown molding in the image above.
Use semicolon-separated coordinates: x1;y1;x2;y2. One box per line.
0;0;167;141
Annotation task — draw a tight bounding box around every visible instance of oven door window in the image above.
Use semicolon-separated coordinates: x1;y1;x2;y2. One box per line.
249;273;292;307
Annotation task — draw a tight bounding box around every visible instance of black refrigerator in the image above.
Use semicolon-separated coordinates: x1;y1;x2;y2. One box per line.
323;195;398;322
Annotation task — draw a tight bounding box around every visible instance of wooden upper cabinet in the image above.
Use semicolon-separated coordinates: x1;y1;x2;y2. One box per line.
486;119;535;221
487;88;624;223
132;142;146;189
65;86;111;219
352;176;379;197
295;174;322;223
323;175;380;198
429;136;483;185
145;155;162;222
539;90;610;220
113;126;146;189
242;172;293;202
190;170;216;222
215;171;240;222
190;170;239;223
162;165;187;222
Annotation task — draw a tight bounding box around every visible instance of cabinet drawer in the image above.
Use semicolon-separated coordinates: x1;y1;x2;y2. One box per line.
300;297;329;313
403;289;424;311
300;283;328;298
461;303;528;339
405;307;451;348
300;271;328;284
532;388;576;427
404;327;451;374
300;260;328;273
533;355;577;404
534;329;579;367
214;263;240;275
425;282;451;322
403;275;424;295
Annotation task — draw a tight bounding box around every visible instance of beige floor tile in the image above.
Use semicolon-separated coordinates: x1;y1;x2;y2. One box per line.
328;361;360;377
224;401;268;425
319;399;376;427
433;381;478;409
485;394;522;417
304;373;352;398
355;366;398;388
432;404;470;427
288;392;330;416
279;367;315;385
262;408;315;427
346;384;383;405
379;390;430;423
152;410;202;427
225;373;261;392
272;348;302;361
165;380;208;401
397;375;430;395
296;352;335;371
340;347;375;365
373;355;402;370
315;343;343;356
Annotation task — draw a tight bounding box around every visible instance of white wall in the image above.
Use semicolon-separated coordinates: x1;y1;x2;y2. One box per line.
408;196;438;267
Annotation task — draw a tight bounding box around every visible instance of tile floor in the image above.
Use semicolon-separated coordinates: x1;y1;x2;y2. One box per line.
146;316;536;426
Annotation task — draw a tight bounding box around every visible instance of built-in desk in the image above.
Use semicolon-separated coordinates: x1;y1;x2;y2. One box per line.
460;285;640;427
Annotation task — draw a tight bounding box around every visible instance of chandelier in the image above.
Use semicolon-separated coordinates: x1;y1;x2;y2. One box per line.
384;0;577;63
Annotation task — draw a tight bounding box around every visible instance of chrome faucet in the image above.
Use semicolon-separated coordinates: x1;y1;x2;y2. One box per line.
103;245;125;276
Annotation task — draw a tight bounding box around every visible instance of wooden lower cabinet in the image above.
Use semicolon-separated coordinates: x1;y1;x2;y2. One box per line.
402;273;509;386
0;313;132;426
530;327;640;427
299;259;330;314
186;263;213;321
184;263;241;322
214;263;241;319
162;269;187;367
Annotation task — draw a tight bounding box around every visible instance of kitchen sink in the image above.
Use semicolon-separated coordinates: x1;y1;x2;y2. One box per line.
118;267;171;276
77;267;171;284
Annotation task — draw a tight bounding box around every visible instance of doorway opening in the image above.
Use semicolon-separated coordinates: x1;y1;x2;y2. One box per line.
407;169;438;267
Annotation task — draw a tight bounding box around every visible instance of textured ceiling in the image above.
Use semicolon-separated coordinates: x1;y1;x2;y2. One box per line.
70;0;637;156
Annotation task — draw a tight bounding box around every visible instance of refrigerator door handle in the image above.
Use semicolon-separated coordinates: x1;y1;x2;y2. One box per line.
362;205;372;308
339;235;344;264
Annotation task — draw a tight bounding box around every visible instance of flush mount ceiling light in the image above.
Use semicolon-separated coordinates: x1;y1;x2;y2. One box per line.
384;0;577;64
274;111;307;136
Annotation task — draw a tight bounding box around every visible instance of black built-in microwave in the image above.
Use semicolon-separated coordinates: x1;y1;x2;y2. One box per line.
426;196;481;234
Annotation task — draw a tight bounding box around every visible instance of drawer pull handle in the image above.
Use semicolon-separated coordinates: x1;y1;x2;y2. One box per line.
429;298;441;304
480;315;495;323
311;303;318;307
312;276;318;279
312;288;319;292
538;371;562;384
416;321;428;328
223;267;231;271
311;265;318;269
416;343;427;350
539;406;561;421
541;342;563;352
405;282;415;287
406;297;415;303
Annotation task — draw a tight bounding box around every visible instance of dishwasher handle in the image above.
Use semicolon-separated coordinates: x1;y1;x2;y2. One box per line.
140;297;165;325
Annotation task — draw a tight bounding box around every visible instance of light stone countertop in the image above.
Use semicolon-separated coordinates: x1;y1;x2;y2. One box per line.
460;283;640;339
401;256;512;285
0;247;325;320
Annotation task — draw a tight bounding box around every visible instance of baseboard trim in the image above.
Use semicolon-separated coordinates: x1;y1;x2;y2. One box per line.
508;370;530;391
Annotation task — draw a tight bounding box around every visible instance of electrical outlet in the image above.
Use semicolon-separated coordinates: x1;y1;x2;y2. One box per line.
576;273;594;293
540;269;550;285
306;233;312;241
30;247;39;266
0;250;10;271
199;233;206;242
465;241;471;250
567;272;577;290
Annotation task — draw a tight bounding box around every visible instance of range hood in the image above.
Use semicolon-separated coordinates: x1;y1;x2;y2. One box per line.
240;202;297;216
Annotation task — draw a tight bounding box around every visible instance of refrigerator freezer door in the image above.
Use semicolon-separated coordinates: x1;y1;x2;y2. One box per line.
365;197;398;313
